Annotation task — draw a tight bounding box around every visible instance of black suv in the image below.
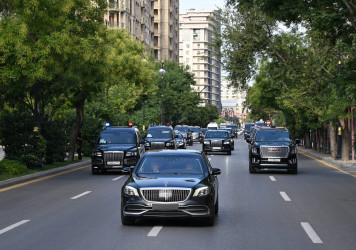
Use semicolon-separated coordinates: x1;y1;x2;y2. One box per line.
244;123;255;140
144;126;177;150
174;125;193;146
91;126;145;174
203;130;232;155
247;128;300;174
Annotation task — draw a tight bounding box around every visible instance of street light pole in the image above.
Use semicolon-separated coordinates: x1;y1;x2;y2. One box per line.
159;67;166;125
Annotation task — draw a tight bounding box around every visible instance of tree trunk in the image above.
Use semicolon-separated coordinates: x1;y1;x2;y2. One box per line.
340;118;351;161
67;100;85;161
312;130;317;150
304;131;311;148
329;122;337;159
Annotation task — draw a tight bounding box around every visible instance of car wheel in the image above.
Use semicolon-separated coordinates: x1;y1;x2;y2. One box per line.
121;206;135;225
288;166;298;174
92;167;98;175
214;195;219;215
227;150;231;155
206;202;215;226
249;159;256;174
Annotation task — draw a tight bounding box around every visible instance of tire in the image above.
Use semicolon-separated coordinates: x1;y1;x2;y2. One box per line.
206;202;215;226
121;206;135;225
288;166;298;174
92;167;98;175
214;195;219;215
249;159;256;173
227;150;231;155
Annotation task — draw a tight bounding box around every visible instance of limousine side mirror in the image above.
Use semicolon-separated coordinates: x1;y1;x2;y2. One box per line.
122;167;132;175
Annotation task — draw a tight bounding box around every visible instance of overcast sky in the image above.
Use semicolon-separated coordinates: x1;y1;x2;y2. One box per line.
180;0;226;13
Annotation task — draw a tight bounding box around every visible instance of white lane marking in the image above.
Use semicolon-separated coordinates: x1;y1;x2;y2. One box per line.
280;191;291;201
269;176;276;182
301;222;323;243
148;226;163;237
0;220;30;235
70;191;92;200
112;176;124;181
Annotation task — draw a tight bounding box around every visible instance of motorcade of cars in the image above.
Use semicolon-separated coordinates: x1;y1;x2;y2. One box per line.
144;126;177;150
174;125;193;146
199;128;208;143
218;127;235;150
121;150;221;226
247;127;300;174
244;123;255;140
203;130;232;155
91;125;145;175
175;131;187;149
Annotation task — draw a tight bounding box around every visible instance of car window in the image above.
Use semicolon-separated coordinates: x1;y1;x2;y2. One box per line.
136;155;206;175
98;131;135;144
205;131;229;138
175;127;189;133
147;128;172;139
255;131;290;142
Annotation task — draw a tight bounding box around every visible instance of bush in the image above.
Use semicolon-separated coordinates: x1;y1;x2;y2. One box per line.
0;159;27;175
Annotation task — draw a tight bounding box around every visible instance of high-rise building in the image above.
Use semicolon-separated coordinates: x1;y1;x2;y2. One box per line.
103;0;179;61
179;9;221;109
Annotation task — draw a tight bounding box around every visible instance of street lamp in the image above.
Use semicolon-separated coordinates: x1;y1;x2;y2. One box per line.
159;67;166;125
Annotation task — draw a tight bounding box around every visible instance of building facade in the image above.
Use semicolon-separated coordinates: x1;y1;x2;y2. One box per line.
104;0;179;61
221;76;248;121
179;9;221;109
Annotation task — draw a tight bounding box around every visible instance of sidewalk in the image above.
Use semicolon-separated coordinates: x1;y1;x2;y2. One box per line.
0;159;91;190
298;147;356;169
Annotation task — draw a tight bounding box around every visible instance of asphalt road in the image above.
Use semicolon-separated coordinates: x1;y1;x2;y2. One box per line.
1;137;356;250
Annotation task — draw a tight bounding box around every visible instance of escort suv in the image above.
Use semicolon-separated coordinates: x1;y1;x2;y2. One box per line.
91;126;145;175
174;125;193;146
247;128;300;174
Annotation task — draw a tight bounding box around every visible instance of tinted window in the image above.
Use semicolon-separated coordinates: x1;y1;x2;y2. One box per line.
205;131;229;138
191;127;200;132
136;155;206;175
146;128;172;139
175;127;189;133
244;124;254;131
255;130;290;142
98;131;135;144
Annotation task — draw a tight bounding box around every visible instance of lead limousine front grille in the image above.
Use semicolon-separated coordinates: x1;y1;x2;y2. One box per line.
260;146;289;158
211;140;222;147
140;188;191;202
104;151;124;163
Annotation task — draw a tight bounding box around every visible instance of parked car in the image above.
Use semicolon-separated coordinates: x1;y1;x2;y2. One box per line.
121;150;221;226
203;130;232;155
247;127;300;174
175;132;187;149
174;125;193;146
91;126;145;175
144;126;177;150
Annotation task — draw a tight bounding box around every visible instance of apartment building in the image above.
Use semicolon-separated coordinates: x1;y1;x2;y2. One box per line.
103;0;179;61
179;9;221;109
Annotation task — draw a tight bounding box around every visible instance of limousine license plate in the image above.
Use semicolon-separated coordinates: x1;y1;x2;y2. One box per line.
152;203;178;211
268;158;281;162
107;161;121;166
212;147;221;150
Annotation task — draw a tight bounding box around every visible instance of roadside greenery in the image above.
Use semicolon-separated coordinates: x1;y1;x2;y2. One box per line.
216;1;356;160
0;0;219;174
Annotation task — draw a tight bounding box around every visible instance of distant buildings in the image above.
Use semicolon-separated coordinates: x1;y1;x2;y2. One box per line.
104;0;179;61
179;9;221;109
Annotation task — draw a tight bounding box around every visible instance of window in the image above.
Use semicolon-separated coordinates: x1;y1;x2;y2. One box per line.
193;29;200;41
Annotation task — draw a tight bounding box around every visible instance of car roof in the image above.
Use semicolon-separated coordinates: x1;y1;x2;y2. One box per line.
101;127;136;133
143;149;202;156
148;126;172;129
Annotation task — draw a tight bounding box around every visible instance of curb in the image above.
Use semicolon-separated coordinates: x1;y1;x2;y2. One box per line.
298;147;356;169
0;159;91;189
